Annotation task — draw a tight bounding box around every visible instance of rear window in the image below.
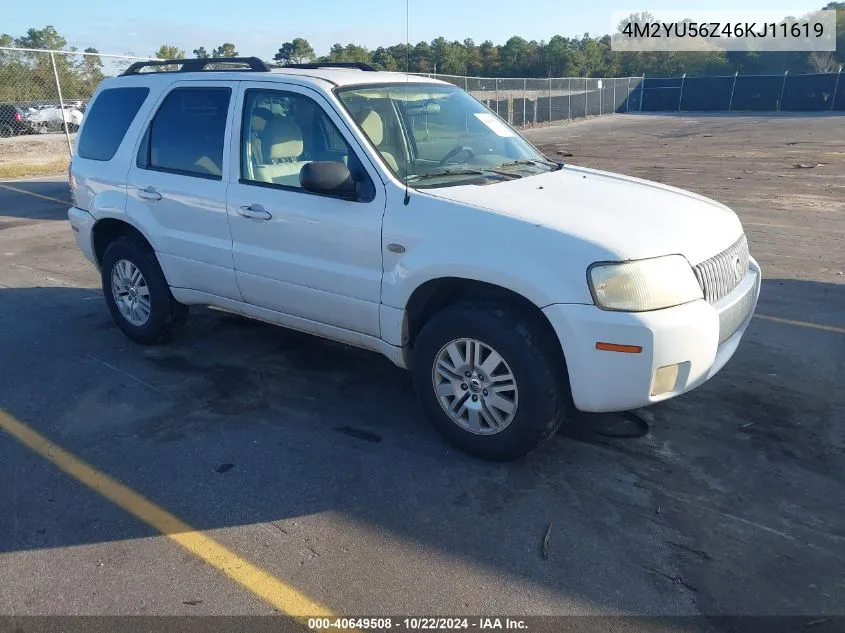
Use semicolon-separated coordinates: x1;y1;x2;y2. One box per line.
77;87;149;161
137;87;231;179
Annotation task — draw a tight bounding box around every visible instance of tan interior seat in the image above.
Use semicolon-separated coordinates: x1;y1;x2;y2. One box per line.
193;156;221;176
250;107;273;165
355;110;400;173
254;118;310;187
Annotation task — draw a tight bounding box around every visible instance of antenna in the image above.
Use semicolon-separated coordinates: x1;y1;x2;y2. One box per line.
403;0;411;206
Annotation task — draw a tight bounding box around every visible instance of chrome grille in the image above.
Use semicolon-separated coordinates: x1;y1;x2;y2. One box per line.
693;234;750;304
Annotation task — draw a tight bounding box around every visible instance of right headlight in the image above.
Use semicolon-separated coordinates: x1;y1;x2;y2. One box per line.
588;255;703;312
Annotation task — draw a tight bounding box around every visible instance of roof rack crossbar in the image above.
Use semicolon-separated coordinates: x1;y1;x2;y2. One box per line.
283;62;377;72
122;57;270;76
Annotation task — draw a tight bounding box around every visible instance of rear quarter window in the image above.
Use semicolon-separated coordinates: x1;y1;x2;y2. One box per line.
77;87;150;161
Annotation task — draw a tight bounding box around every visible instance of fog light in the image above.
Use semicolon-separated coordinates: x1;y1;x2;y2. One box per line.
651;364;680;396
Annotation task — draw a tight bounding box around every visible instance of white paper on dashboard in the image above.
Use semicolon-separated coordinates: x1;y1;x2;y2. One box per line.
473;112;516;137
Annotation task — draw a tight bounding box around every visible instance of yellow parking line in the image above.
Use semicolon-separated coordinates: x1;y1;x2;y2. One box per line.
0;409;333;619
754;314;845;335
0;182;70;206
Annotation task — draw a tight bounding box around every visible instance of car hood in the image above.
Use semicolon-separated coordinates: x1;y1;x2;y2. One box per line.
422;164;744;264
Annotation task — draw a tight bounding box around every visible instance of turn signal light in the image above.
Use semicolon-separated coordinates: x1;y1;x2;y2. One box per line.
595;342;642;354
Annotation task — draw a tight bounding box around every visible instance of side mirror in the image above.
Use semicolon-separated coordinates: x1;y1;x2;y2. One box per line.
300;161;357;199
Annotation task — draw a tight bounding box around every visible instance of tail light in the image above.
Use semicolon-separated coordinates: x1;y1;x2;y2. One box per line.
68;160;76;207
14;111;22;122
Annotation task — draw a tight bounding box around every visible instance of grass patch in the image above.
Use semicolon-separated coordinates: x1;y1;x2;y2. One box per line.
0;158;69;179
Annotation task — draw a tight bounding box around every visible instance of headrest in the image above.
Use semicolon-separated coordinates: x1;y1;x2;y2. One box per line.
266;119;304;160
356;110;384;146
251;107;272;132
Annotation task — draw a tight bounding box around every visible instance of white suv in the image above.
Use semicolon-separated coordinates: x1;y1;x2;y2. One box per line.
68;57;761;461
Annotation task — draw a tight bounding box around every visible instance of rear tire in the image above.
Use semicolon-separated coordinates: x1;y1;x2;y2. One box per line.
412;301;569;461
101;236;188;344
0;124;12;138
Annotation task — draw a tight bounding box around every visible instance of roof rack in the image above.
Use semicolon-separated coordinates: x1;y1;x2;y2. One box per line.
121;57;270;76
282;62;377;72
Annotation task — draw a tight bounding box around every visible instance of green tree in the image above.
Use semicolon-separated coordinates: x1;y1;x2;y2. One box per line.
372;46;400;71
193;46;209;58
432;37;469;75
411;41;433;72
823;2;844;64
0;33;16;65
15;25;66;50
479;40;499;75
155;44;185;60
500;36;531;75
543;35;575;76
80;46;105;85
12;26;73;101
273;38;316;64
577;34;606;76
324;43;372;64
463;39;483;75
212;43;238;58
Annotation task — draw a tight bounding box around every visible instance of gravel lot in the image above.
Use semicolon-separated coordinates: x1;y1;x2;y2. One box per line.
0;132;73;167
0;114;843;625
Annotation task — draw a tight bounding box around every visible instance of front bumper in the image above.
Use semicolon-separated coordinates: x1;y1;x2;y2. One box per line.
67;206;98;269
543;257;761;412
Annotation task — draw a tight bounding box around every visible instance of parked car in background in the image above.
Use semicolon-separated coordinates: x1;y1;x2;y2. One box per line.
67;58;761;461
0;104;36;137
25;105;84;133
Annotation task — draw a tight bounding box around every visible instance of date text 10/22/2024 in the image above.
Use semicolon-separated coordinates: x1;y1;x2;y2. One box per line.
307;617;529;630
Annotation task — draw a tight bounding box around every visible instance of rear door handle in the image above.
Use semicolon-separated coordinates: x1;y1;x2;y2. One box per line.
137;186;162;201
238;204;272;220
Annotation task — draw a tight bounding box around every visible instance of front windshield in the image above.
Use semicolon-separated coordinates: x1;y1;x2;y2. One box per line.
336;83;558;188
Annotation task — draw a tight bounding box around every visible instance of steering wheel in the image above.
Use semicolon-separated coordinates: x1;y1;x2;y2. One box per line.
438;145;476;167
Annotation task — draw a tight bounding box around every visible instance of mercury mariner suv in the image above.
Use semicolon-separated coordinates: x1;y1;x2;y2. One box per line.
67;57;761;461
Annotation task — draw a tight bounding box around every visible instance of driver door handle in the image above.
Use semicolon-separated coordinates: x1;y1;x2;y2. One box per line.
137;186;162;201
238;204;272;220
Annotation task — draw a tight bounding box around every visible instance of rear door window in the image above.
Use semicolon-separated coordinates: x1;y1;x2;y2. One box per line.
76;87;149;161
138;87;231;179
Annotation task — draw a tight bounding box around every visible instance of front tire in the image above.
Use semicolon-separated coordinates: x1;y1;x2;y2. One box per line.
101;236;188;344
412;302;569;461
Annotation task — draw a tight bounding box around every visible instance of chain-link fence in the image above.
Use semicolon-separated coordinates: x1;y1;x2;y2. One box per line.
423;70;845;125
423;74;645;127
641;71;845;112
0;47;151;172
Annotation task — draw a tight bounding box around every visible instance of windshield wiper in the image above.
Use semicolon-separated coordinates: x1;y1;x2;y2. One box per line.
406;168;485;182
406;168;517;183
496;158;562;170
